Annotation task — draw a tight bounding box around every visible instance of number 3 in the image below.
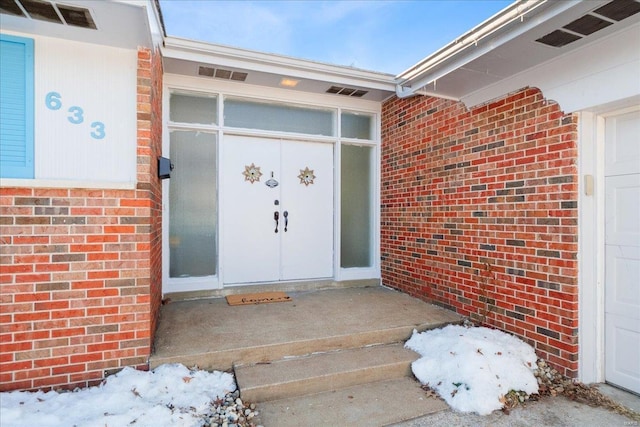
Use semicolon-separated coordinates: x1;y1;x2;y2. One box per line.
67;106;84;124
91;122;105;140
45;91;105;140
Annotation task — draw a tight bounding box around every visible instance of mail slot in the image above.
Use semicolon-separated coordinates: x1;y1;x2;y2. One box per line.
158;156;174;179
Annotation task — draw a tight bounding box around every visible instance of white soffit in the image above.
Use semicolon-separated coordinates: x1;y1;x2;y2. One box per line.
162;36;397;102
397;0;640;107
464;21;640;111
0;0;153;49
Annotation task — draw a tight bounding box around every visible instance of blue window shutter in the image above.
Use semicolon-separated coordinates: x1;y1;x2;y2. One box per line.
0;34;34;178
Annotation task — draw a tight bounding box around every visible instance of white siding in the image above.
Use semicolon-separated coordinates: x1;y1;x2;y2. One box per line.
32;34;137;183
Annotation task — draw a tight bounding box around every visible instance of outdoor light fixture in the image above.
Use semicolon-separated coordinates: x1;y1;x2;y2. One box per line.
279;78;299;88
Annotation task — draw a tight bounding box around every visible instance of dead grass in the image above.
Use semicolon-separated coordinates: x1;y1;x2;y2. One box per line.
502;359;640;422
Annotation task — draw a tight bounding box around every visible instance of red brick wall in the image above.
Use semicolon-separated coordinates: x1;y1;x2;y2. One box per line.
137;47;163;346
0;47;163;391
381;88;579;377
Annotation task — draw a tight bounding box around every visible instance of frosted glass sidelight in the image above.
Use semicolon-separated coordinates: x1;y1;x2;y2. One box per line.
224;98;335;136
169;131;217;277
341;112;372;140
341;144;373;268
170;93;217;125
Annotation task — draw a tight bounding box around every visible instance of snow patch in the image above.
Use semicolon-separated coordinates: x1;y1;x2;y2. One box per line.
0;364;236;427
405;324;538;415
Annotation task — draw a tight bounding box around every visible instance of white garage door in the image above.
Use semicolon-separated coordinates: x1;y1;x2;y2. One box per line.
604;110;640;394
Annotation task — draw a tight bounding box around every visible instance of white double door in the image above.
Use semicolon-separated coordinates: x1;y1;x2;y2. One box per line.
604;110;640;394
221;135;334;285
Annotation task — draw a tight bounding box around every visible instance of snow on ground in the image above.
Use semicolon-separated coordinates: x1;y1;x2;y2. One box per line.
1;326;539;424
405;324;539;416
0;364;235;427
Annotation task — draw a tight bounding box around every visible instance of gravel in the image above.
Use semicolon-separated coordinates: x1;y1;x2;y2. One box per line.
203;389;262;427
530;359;640;422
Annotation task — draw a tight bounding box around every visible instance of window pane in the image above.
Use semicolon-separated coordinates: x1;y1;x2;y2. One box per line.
341;112;372;140
170;93;217;125
169;131;217;277
225;98;335;136
341;144;373;268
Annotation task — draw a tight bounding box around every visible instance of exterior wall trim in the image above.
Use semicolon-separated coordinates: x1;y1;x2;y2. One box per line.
577;103;640;384
577;111;605;383
0;179;136;190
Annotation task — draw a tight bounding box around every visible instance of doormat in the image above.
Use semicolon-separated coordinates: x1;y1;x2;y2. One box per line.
226;292;292;306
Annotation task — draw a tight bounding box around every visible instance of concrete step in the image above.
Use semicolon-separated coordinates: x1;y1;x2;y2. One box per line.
150;286;463;371
235;343;418;403
151;323;438;372
253;377;448;427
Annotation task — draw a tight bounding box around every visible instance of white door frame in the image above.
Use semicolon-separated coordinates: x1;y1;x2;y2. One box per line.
578;104;640;384
161;77;382;295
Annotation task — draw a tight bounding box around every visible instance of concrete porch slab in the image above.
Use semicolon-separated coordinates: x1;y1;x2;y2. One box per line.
150;285;463;371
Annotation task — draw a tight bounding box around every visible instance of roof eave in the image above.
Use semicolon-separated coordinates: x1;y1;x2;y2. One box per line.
162;36;397;92
394;0;582;99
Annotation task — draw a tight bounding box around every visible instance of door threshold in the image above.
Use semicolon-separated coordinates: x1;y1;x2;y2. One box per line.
164;278;380;301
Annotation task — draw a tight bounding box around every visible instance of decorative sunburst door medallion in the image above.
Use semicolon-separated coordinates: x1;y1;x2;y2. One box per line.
298;166;316;186
242;163;262;183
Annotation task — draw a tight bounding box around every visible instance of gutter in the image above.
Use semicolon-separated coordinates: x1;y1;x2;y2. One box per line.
394;0;581;99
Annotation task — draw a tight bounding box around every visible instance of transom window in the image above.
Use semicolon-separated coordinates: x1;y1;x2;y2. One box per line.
168;92;374;142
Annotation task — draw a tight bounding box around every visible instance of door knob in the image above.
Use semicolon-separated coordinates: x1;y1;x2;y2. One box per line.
274;211;279;233
283;211;288;232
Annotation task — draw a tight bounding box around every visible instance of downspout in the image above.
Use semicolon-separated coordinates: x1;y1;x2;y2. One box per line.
395;84;415;99
394;0;581;99
395;84;460;101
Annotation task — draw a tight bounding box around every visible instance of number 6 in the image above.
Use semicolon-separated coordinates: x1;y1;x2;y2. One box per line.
45;92;62;110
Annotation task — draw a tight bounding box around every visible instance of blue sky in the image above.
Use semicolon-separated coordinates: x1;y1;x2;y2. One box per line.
159;0;513;75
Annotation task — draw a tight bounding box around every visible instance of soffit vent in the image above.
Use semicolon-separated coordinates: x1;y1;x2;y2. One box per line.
57;4;95;29
563;14;613;35
0;0;23;16
20;0;59;23
536;0;640;47
326;86;368;97
198;66;248;82
594;0;640;21
0;0;97;29
536;29;582;47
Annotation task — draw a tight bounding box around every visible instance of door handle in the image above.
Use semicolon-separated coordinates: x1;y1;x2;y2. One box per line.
283;211;288;232
274;211;279;233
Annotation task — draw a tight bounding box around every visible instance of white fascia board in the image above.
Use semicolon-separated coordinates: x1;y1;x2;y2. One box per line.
395;0;583;97
114;0;165;46
397;0;547;81
162;36;397;92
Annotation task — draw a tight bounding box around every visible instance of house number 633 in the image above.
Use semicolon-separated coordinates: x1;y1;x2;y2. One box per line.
45;91;106;140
